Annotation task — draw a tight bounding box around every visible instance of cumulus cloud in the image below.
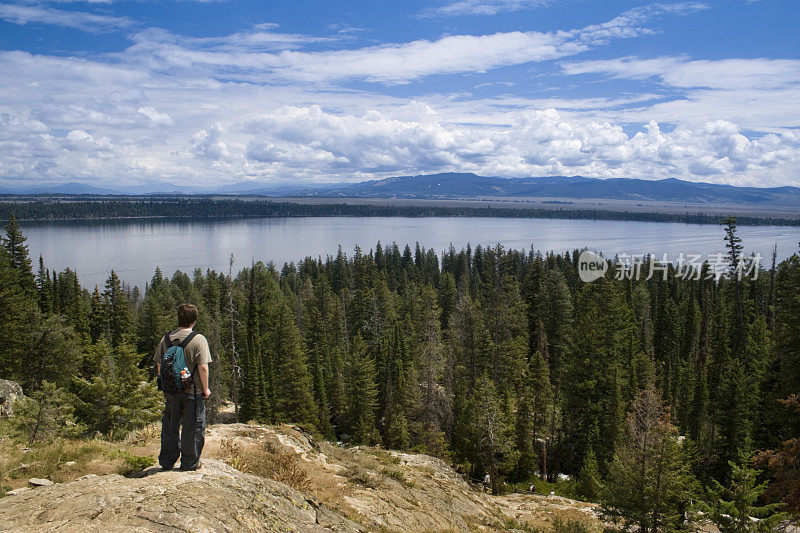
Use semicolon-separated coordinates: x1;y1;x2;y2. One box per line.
63;129;112;151
210;106;799;185
1;91;798;186
189;123;230;161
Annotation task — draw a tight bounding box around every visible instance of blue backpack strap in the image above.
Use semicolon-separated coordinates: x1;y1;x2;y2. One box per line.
177;331;201;402
181;331;200;388
160;332;172;364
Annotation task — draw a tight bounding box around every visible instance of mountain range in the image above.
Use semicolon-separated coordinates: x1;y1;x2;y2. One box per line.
2;173;799;207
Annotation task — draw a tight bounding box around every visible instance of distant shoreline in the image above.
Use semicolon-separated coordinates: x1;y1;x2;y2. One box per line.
2;196;799;226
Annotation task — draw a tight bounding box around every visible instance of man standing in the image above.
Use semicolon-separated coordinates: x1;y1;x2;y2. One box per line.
154;304;212;471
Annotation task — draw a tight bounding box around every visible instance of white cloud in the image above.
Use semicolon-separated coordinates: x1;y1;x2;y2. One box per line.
122;27;576;84
0;3;131;31
421;0;556;18
189;123;230;160
63;129;112;151
559;56;800;130
118;4;703;84
198;106;800;185
0;3;796;188
137;106;174;126
562;56;800;90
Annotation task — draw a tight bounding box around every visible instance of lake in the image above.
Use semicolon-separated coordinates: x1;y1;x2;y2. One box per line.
21;217;800;290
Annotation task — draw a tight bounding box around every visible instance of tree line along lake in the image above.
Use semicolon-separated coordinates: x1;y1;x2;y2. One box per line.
20;216;800;290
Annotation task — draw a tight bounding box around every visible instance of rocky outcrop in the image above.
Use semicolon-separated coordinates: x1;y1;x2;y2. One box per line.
0;421;603;532
0;379;23;418
0;459;362;532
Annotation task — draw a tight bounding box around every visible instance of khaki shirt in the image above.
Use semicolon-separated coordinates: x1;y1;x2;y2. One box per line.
153;328;212;390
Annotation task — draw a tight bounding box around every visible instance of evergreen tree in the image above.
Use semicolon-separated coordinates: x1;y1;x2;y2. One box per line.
0;240;37;381
766;251;800;444
515;374;536;481
102;270;133;347
534;269;573;385
72;342;161;436
576;446;603;501
89;286;106;344
563;279;631;472
2;213;35;295
344;334;378;444
21;315;82;392
137;268;176;354
36;256;52;314
474;374;516;494
708;457;787;533
240;264;268;421
528;346;552;479
715;359;753;481
414;285;449;457
382;324;411;449
272;301;317;427
689;293;712;456
602;387;699;533
721;217;747;355
12;381;83;443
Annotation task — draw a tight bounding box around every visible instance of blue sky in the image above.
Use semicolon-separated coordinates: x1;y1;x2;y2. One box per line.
0;0;798;188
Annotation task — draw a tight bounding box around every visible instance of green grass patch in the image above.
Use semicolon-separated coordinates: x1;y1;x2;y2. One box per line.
111;450;155;475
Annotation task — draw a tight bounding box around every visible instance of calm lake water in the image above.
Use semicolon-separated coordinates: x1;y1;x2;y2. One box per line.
21;217;800;290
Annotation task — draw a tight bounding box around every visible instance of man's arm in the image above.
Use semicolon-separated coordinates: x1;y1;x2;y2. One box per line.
154;336;165;374
198;364;210;398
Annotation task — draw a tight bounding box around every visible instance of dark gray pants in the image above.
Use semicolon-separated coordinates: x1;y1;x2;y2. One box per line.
159;392;205;470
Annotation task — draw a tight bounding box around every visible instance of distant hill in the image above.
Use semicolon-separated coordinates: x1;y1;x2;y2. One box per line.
297;173;800;206
3;173;799;207
1;180;315;196
19;182;120;195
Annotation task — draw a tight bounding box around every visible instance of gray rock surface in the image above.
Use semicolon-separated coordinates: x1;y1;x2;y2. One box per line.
0;379;23;418
1;459;362;532
0;421;602;532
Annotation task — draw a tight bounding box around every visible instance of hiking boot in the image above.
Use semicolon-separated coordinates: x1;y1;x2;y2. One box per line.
179;460;202;471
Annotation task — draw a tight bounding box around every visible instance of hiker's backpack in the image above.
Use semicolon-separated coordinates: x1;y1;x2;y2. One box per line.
159;331;198;394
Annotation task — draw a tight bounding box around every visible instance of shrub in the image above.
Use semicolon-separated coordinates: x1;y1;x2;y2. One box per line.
552;517;593;533
112;450;154;475
124;423;160;446
0;457;12;498
343;464;382;489
220;438;310;491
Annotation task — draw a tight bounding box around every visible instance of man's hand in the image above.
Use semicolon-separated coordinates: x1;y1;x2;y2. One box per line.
203;387;211;399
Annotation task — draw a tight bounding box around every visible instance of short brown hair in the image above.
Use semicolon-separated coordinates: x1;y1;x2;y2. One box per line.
177;304;198;328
